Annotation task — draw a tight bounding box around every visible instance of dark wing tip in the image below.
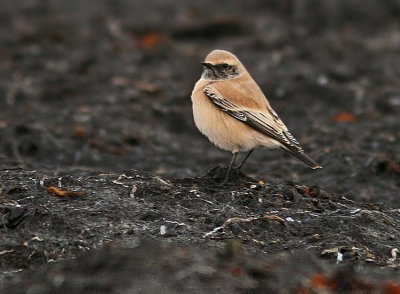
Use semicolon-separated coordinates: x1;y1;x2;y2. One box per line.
279;131;322;169
281;146;322;169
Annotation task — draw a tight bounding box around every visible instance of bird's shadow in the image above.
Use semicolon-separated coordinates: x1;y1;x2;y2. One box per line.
172;165;258;190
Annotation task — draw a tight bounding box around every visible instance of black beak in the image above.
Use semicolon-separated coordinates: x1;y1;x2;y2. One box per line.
201;62;212;68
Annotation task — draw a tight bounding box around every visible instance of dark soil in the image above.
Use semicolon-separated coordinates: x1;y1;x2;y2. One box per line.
1;1;400;293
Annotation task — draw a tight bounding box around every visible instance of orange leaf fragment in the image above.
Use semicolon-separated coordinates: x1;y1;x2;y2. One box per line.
311;273;328;288
47;186;86;198
385;282;400;294
229;265;244;277
72;126;86;138
264;215;285;223
140;32;161;49
310;273;338;291
333;112;357;122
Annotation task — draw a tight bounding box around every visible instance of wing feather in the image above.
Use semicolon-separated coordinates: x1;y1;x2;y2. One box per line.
204;85;298;149
203;85;321;168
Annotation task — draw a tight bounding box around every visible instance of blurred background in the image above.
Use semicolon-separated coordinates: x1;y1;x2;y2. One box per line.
0;0;399;205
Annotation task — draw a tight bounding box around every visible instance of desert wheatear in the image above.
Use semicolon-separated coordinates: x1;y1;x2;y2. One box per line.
191;49;322;183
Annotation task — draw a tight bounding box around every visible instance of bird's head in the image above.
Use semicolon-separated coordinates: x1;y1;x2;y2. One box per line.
201;50;243;80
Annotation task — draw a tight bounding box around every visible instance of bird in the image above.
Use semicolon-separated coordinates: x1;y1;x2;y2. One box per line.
191;49;322;184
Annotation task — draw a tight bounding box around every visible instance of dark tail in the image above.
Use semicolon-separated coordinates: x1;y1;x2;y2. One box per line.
281;146;322;169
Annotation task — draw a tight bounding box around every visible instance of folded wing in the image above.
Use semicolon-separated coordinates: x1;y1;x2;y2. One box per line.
203;85;321;169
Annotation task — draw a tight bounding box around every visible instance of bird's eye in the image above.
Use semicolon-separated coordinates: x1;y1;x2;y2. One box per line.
222;63;229;69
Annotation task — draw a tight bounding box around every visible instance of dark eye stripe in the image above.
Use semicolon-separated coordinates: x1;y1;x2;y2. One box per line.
218;63;230;69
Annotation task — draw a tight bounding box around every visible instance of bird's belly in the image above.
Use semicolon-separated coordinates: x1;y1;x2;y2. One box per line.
192;96;265;152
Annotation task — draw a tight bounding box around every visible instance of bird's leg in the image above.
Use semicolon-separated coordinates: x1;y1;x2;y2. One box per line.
222;152;238;184
235;149;254;170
